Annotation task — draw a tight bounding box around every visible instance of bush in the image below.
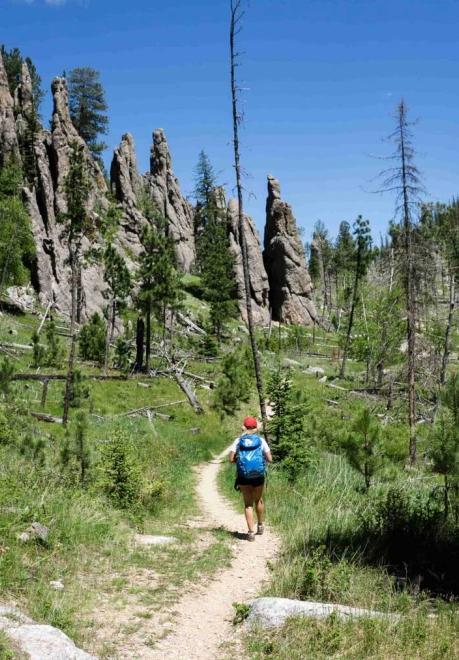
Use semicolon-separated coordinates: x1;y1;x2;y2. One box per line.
353;485;459;595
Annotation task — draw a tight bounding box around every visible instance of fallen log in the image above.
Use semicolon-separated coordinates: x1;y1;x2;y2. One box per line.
117;399;188;417
176;311;206;336
0;341;32;352
30;411;63;424
172;371;204;414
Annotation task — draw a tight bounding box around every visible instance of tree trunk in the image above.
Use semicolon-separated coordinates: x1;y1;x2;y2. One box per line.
439;272;455;387
145;302;151;373
110;300;116;341
63;253;78;425
40;379;49;409
76;264;83;324
135;316;144;372
339;252;361;379
230;1;268;434
400;131;417;465
104;296;114;376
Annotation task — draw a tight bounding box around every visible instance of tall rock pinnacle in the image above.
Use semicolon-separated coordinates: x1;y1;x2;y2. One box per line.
263;175;317;325
0;52;20;166
148;129;195;272
227;198;270;325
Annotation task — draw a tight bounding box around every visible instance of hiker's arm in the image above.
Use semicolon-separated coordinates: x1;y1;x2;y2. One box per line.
229;451;236;463
265;451;273;464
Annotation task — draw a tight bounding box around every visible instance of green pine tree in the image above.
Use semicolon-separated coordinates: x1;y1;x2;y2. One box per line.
68;67;109;162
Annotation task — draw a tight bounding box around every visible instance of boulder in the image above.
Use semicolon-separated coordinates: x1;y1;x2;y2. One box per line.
0;606;94;659
147;128;195;272
304;366;325;376
18;522;50;543
263;175;317;325
247;597;397;628
227;198;270;325
134;534;177;546
5;286;35;312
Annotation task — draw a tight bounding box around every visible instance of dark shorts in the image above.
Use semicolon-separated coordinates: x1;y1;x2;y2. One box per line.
236;475;265;488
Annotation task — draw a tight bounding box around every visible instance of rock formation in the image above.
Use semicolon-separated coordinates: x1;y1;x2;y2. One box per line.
147;129;195;272
227;198;270;325
0;51;321;327
0;53;20;166
1;57;109;317
110;132;148;263
264;175;316;325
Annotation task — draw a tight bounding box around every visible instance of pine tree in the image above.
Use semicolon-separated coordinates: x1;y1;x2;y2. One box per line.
339;215;372;378
340;408;383;491
194;151;237;340
213;346;252;417
102;244;131;374
267;367;311;480
68;67;109;161
0;164;36;293
45;316;63;368
137;214;183;371
377;100;424;464
230;1;268;432
79;313;106;365
0;46;44;110
59;142;93;425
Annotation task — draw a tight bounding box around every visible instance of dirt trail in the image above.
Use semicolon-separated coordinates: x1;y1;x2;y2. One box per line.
150;447;279;659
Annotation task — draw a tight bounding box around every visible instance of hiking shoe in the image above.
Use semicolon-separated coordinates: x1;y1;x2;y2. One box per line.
247;531;256;542
257;524;264;536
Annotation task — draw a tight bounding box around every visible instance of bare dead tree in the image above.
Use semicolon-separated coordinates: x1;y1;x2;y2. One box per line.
230;0;268;433
377;100;424;464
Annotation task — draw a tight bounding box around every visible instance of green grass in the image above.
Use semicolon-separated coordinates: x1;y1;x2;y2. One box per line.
0;304;238;652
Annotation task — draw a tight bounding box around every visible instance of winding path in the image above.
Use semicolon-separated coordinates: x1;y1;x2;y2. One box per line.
151;447;279;659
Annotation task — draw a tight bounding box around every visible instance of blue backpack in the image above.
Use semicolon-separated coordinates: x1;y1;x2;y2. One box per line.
236;434;266;480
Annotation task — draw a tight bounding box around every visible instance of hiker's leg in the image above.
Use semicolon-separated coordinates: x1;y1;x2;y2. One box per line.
254;485;265;524
240;485;255;532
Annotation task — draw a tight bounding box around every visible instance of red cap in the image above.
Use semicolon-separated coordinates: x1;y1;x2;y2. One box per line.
243;416;258;429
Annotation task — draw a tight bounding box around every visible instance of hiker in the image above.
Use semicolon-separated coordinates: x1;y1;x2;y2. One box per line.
229;416;273;542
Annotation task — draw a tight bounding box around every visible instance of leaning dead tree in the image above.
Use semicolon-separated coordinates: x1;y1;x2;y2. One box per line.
378;100;424;464
230;0;268;432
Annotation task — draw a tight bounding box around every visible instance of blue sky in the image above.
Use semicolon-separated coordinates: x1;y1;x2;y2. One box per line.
1;0;458;242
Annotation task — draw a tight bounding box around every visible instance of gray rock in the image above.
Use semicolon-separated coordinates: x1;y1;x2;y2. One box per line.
5;286;35;312
7;624;95;659
282;358;302;368
134;534;177;546
0;606;94;659
19;522;50;543
147;128;195;272
49;580;64;591
264;175;317;325
247;597;397;628
304;366;325;376
227;198;270;326
0;52;20;166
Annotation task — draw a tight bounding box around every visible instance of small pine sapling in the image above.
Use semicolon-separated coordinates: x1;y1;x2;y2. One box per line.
0;358;14;399
341;407;383;491
45;316;64;367
31;331;45;368
213;346;252;417
267;367;312;480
